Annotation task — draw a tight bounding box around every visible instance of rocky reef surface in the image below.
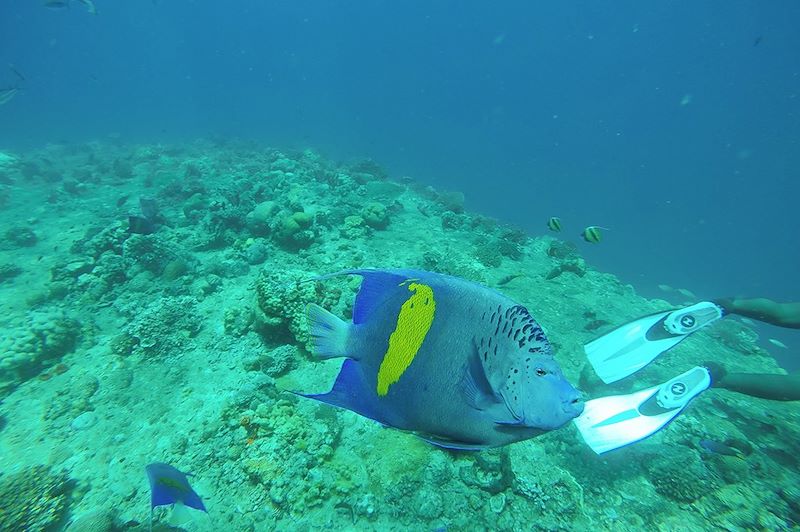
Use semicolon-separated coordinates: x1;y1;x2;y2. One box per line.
0;140;797;531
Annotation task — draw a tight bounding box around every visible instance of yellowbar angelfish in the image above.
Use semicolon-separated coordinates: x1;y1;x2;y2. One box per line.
297;269;583;450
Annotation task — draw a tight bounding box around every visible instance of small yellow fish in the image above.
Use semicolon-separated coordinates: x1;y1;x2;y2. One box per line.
581;226;605;243
547;216;562;232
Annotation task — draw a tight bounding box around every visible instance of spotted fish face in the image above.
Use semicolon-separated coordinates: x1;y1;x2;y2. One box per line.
503;353;584;430
480;304;583;430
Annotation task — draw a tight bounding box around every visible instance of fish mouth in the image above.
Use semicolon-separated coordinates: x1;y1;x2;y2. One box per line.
563;393;585;418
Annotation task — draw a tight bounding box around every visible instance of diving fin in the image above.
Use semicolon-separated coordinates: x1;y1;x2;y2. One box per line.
585;302;723;383
574;366;711;454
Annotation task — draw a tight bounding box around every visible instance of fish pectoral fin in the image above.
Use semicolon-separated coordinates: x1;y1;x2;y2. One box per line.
460;346;503;411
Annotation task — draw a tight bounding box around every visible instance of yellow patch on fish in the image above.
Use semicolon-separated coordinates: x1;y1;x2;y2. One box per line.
376;282;436;396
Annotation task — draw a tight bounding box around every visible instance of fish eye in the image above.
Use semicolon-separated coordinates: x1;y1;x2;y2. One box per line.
535;368;547;377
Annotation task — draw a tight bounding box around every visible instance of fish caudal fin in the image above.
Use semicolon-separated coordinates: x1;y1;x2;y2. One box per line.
307;303;350;359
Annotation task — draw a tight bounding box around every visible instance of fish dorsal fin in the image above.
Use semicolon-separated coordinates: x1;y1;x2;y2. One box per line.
310;269;410;324
351;270;409;324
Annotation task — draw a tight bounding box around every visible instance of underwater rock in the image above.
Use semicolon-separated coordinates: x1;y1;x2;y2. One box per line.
441;210;467;230
51;258;96;282
65;509;115;532
0;311;80;389
413;488;444;520
546;239;579;260
254;269;330;346
276;211;316;249
438;189;465;213
545;259;587;280
508;446;589;528
0;262;22;283
646;445;719;503
361;201;389;229
244;240;269;265
123;296;201;358
3;225;38;248
342;215;368;240
262;344;299;377
246;200;279;235
121;233;176;276
223;307;255;337
70;411;98;431
459;449;512;494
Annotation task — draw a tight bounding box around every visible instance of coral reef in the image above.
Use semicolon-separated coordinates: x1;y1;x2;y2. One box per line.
0;311;80;392
0;140;796;532
119;295;202;358
254;268;337;346
645;445;719;503
0;465;71;531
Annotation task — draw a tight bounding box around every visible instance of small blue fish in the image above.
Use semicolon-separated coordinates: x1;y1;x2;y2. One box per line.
298;269;584;450
699;439;745;459
145;462;206;530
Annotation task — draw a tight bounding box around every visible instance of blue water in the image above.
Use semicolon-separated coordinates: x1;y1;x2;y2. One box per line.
2;1;799;361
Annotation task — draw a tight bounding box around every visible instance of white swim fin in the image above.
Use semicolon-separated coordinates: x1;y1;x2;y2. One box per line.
574;366;711;454
585;302;723;384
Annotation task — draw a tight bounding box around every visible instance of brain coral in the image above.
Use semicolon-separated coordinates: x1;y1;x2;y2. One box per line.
0;311;80;391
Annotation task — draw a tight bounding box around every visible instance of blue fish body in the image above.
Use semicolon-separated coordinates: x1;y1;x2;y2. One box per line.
299;269;583;449
145;462;206;512
699;439;745;459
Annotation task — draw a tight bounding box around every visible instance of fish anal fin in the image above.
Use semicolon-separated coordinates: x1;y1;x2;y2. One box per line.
414;432;488;451
294;359;383;424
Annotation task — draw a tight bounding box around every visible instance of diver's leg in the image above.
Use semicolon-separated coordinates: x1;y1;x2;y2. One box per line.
714;297;800;329
705;361;800;401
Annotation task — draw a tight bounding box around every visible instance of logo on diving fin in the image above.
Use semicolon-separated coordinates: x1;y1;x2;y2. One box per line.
670;382;687;395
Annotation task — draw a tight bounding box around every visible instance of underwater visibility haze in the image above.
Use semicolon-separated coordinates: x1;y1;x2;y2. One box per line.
1;1;799;530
